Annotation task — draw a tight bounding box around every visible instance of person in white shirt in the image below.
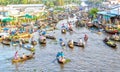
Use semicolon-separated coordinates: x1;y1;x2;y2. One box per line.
79;38;82;45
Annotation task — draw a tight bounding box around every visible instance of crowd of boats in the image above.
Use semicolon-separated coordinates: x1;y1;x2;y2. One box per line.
0;9;120;64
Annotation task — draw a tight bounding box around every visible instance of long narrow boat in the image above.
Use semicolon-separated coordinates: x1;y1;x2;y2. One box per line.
22;44;35;51
105;29;118;34
45;35;56;40
2;40;11;45
110;35;120;41
73;41;84;47
12;52;35;63
103;39;117;48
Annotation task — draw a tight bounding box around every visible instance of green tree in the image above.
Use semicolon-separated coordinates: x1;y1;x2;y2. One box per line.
89;8;99;19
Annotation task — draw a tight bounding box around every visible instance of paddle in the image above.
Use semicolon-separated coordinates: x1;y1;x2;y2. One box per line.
52;58;57;63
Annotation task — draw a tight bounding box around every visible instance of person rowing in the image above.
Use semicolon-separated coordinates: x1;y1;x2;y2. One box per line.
56;51;65;62
59;38;65;46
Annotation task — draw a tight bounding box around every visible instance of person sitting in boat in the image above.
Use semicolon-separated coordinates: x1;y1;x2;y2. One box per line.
22;53;26;59
79;38;83;45
59;51;65;62
61;23;65;28
59;38;65;46
114;33;119;39
60;51;65;58
56;52;61;59
42;30;46;35
104;37;109;42
19;40;22;47
68;23;73;31
71;40;74;45
31;36;34;41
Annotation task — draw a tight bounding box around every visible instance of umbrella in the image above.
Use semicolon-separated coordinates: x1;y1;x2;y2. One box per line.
24;14;33;19
2;17;13;22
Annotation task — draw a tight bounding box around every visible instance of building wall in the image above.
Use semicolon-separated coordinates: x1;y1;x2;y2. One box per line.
109;0;120;4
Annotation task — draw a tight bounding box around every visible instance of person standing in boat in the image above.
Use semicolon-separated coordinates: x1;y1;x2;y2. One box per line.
84;34;88;42
14;51;18;60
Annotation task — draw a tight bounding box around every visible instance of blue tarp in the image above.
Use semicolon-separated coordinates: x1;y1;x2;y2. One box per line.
3;28;9;31
97;11;116;17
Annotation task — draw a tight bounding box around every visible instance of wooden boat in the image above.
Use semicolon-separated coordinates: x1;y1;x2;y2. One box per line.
2;40;11;45
61;29;66;34
0;38;3;42
105;29;118;34
22;44;35;51
67;40;74;48
19;33;31;38
73;41;84;47
39;37;46;44
103;39;117;48
45;35;56;40
12;52;35;63
31;41;37;45
110;35;120;41
57;57;66;64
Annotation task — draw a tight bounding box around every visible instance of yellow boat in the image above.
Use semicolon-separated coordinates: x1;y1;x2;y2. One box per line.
12;53;35;63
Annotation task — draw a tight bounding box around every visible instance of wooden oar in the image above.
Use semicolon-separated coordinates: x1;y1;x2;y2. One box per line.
52;58;57;63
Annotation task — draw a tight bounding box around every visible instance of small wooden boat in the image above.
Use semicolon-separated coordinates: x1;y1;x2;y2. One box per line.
67;40;74;48
73;41;84;47
22;44;35;51
103;39;117;48
2;40;11;45
45;35;56;40
31;41;37;45
105;29;118;34
12;52;35;63
110;35;120;41
61;29;66;34
39;37;46;44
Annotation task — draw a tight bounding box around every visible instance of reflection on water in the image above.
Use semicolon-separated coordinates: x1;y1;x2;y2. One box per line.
0;19;120;72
